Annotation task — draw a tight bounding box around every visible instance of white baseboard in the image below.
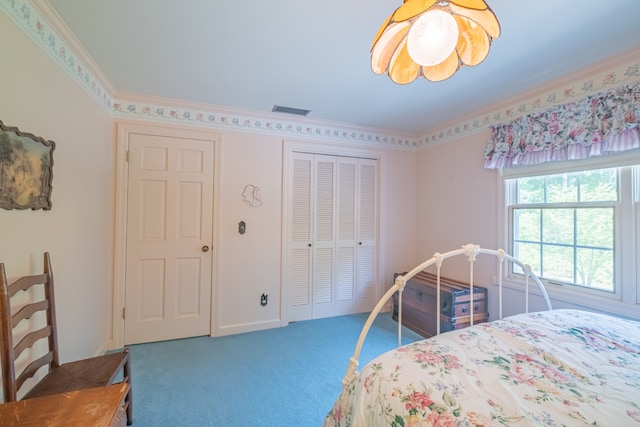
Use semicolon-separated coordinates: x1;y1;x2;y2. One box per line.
215;319;283;337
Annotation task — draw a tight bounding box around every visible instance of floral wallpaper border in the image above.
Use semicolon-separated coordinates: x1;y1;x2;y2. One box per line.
110;102;416;149
3;0;639;150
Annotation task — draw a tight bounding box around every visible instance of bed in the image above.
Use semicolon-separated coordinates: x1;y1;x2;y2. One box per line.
323;245;640;426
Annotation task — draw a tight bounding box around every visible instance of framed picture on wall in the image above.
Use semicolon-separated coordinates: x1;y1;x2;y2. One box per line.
0;120;55;210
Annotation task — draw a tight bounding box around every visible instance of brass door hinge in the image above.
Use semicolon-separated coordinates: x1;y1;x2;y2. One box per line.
122;307;126;319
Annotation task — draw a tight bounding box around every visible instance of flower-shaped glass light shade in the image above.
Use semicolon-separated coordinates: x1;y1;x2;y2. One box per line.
371;0;500;84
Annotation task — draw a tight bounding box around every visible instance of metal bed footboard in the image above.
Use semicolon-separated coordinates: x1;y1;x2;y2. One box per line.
342;244;552;386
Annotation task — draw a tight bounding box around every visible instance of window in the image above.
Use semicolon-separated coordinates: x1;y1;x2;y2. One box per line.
501;157;640;313
508;168;617;293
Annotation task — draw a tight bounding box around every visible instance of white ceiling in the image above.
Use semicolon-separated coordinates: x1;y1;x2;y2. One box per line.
46;0;640;136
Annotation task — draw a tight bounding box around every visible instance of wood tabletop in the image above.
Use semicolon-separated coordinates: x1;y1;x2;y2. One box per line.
0;382;129;427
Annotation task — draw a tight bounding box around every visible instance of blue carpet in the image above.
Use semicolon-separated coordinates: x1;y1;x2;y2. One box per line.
127;312;422;426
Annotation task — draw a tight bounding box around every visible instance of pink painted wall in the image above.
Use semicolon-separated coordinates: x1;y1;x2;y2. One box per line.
413;131;502;316
415;131;497;262
0;12;115;361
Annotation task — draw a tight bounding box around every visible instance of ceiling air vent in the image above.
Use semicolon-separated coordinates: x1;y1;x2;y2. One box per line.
272;105;311;116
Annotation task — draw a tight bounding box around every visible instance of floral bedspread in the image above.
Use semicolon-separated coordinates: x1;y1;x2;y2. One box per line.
324;309;640;426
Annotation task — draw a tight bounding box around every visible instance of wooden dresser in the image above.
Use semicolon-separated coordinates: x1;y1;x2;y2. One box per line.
392;271;489;338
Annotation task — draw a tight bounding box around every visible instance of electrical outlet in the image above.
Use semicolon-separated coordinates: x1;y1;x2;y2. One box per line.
260;293;268;306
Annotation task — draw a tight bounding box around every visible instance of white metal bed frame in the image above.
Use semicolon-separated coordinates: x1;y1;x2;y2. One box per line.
342;244;553;386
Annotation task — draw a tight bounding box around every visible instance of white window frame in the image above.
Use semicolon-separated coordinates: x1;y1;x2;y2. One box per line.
496;151;640;320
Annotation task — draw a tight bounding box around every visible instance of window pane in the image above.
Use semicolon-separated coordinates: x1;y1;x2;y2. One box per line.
517;177;544;204
513;209;540;241
578;169;618;202
542;244;575;283
512;241;540;274
576;247;613;292
576;208;613;247
546;174;578;203
516;168;618;205
543;208;574;245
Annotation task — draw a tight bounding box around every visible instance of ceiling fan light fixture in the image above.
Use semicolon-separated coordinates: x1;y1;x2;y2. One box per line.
371;0;500;84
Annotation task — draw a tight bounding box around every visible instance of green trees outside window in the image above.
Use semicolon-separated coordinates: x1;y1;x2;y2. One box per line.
511;169;617;292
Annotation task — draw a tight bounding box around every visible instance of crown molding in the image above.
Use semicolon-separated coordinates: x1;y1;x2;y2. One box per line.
1;0;115;109
4;1;639;151
113;92;418;150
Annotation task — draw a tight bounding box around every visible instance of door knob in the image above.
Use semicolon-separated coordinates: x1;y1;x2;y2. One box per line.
202;245;210;252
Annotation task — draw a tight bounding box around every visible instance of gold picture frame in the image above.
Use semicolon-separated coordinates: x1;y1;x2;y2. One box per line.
0;120;55;210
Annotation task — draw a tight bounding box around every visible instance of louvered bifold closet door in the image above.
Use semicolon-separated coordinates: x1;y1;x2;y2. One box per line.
333;157;358;314
288;153;315;321
312;157;360;318
311;155;338;319
287;151;378;321
356;158;377;312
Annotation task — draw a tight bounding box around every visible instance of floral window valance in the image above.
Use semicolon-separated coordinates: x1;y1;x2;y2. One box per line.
484;82;640;169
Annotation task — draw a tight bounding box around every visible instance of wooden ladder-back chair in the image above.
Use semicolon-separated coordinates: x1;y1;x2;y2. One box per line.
0;252;133;425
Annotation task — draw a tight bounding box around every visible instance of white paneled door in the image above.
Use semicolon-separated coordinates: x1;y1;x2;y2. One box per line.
124;132;214;345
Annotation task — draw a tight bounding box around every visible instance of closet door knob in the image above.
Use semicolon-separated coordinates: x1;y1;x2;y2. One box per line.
202;245;210;252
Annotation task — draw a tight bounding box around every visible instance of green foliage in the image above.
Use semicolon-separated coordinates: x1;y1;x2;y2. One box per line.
513;168;616;291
